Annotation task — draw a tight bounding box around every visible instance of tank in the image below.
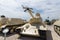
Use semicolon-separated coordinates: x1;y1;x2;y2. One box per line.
0;15;26;33
53;20;60;36
16;6;47;40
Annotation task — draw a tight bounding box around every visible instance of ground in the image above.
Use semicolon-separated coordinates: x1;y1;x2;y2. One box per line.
47;25;60;40
0;25;60;40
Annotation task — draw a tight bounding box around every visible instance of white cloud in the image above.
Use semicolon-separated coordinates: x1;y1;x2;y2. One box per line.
0;0;60;21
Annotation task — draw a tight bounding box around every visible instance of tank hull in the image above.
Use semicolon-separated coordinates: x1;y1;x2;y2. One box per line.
19;30;47;40
16;23;47;40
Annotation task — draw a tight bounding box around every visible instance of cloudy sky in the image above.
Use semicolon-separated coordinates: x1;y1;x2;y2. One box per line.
0;0;60;21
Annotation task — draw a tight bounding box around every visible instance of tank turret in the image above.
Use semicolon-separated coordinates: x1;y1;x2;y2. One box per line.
22;6;45;27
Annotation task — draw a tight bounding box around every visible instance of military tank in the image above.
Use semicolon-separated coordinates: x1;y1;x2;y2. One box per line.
0;15;26;33
16;6;47;40
53;20;60;36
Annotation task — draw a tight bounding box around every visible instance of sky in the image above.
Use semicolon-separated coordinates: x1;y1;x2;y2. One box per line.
0;0;60;21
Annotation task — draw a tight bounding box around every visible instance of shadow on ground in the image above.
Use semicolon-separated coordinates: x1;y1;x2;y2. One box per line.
0;32;17;37
47;30;53;40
